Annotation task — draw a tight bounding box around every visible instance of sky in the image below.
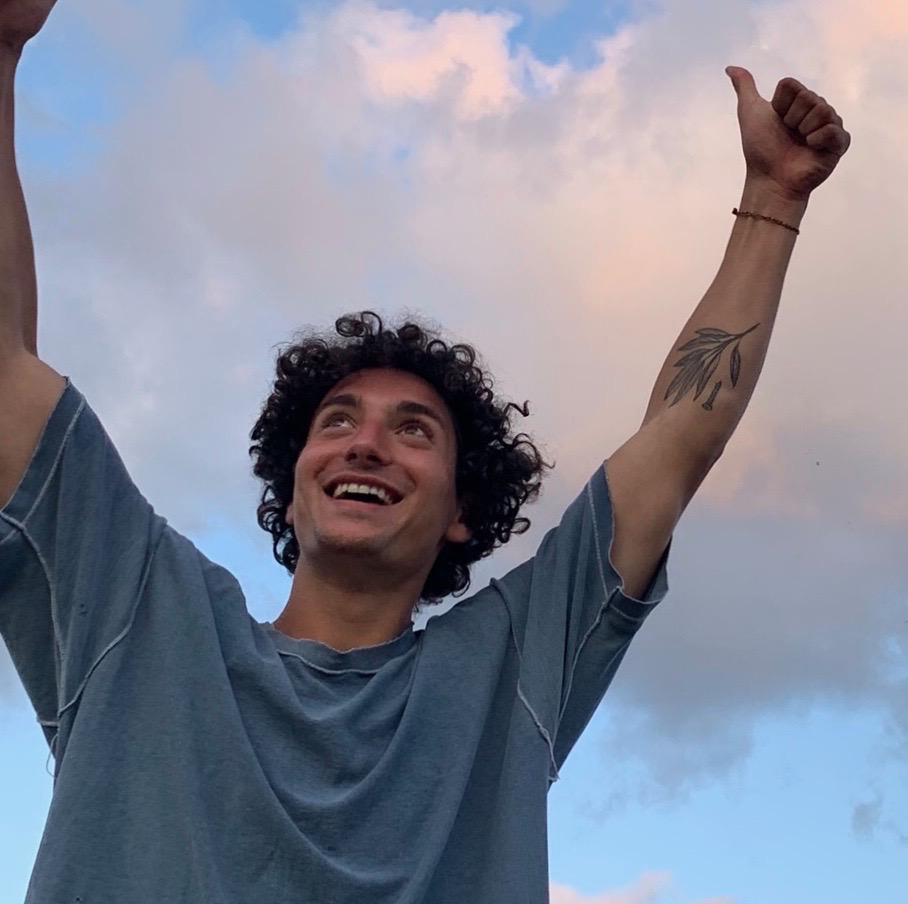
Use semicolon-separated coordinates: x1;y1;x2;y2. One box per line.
1;0;906;901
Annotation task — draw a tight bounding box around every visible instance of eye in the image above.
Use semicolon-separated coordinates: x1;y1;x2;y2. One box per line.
400;420;432;439
321;411;354;430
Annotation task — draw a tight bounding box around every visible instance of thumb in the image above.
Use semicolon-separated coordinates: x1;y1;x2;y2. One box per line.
725;65;760;100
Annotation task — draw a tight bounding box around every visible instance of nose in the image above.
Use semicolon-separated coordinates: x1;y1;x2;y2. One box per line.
344;419;392;466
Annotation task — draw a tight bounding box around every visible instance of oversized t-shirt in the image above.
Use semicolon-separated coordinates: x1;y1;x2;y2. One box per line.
0;378;669;904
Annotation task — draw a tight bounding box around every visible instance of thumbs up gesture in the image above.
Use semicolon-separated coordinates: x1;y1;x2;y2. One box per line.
726;66;851;203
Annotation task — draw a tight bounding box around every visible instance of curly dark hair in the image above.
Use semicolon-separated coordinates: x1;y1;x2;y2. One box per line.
248;311;550;601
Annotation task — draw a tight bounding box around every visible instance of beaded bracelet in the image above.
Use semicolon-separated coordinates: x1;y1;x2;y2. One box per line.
732;207;800;235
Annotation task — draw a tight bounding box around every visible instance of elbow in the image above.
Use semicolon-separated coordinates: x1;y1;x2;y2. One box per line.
679;433;726;499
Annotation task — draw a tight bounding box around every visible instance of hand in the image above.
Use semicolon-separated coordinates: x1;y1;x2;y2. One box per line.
727;66;851;203
0;0;57;53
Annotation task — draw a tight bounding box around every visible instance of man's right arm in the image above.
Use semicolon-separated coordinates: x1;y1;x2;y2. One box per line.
0;5;66;511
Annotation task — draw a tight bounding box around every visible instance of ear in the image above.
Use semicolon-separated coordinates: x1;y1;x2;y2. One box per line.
285;503;294;527
444;502;471;545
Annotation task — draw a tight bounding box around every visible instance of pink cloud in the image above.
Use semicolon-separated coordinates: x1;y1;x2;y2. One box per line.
550;873;737;904
337;3;529;119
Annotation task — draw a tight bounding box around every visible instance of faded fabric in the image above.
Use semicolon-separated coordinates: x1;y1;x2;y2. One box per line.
0;379;669;904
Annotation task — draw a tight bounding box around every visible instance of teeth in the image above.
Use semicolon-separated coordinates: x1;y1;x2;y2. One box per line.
330;482;393;505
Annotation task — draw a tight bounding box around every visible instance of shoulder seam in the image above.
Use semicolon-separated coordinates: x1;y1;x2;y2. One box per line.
553;477;614;753
57;516;168;720
516;681;560;784
503;588;561;783
11;401;87;684
24;397;86;530
588;475;612;600
0;398;86;548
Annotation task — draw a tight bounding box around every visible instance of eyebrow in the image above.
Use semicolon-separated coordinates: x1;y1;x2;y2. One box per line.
315;393;448;429
315;393;359;414
395;400;447;427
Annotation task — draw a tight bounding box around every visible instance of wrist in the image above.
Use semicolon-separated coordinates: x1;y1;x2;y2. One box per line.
739;176;809;228
0;43;22;78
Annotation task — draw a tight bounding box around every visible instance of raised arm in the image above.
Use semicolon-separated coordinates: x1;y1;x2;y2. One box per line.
0;0;66;511
605;67;851;599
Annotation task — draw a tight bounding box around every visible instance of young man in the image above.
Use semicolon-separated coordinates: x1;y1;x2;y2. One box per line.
0;2;850;902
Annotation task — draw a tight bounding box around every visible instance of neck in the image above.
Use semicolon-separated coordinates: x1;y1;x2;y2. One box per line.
274;558;424;652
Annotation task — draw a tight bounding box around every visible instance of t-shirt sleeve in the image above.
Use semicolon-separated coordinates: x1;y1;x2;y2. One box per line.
494;463;670;776
0;379;165;745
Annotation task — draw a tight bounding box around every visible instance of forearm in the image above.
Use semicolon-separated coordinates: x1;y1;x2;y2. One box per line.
641;179;808;462
0;46;38;358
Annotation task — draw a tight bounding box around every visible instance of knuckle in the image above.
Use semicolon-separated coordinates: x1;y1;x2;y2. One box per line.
801;90;820;108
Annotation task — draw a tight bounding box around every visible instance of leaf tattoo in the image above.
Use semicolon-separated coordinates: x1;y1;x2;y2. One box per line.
702;381;722;411
664;323;759;409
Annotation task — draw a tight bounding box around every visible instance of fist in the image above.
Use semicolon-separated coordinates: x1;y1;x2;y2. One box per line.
0;0;57;52
727;66;851;202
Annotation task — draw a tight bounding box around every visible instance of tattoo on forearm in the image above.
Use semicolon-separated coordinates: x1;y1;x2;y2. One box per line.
702;381;722;411
664;324;760;409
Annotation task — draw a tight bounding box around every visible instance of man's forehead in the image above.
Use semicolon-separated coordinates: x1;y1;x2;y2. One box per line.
319;368;454;423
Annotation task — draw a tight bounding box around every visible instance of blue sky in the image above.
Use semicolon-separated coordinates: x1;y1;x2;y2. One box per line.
3;1;907;902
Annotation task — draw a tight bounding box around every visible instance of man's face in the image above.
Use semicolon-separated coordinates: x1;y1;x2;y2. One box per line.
287;368;470;582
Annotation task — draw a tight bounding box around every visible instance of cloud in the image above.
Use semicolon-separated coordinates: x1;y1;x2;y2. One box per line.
852;795;884;838
550;873;671;904
852;794;908;847
5;0;906;813
338;3;526;118
550;873;737;904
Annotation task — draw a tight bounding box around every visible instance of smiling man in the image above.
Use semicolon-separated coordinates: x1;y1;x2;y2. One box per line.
254;330;548;655
276;367;475;650
0;2;851;903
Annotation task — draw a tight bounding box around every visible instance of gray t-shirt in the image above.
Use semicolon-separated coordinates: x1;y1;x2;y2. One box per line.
0;378;669;904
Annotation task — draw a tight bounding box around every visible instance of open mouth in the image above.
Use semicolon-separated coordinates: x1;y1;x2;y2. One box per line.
324;481;401;506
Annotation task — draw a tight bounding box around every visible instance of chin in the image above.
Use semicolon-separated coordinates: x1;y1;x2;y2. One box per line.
314;527;390;557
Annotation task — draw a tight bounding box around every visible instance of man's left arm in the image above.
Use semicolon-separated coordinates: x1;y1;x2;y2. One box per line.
606;66;851;599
